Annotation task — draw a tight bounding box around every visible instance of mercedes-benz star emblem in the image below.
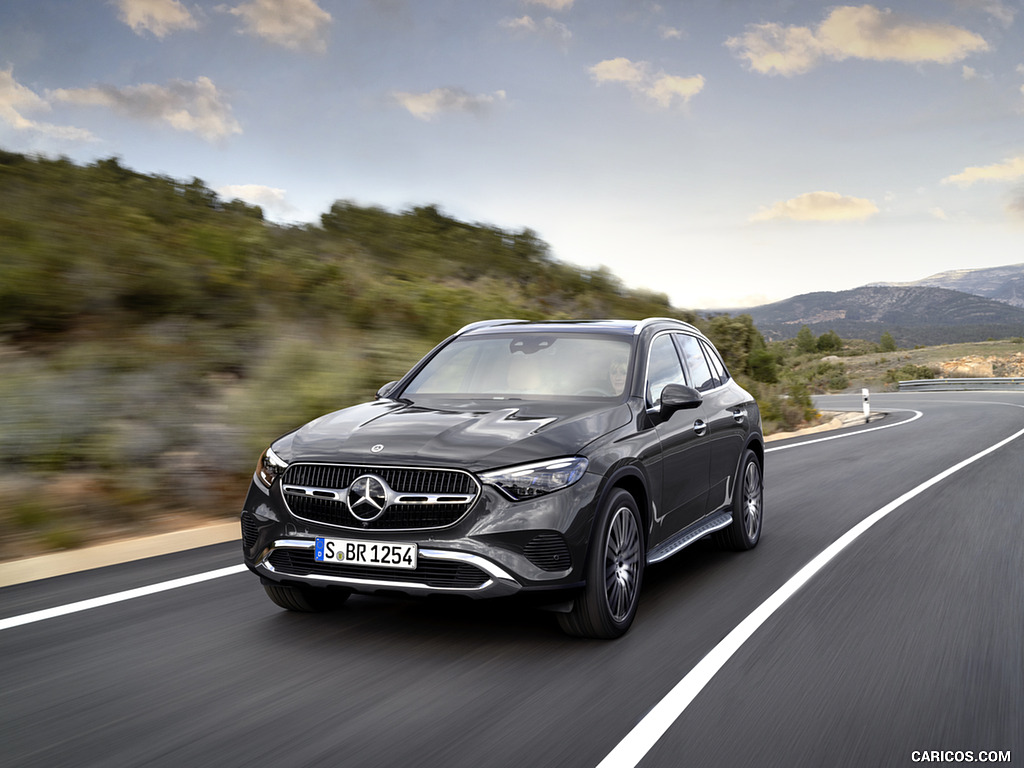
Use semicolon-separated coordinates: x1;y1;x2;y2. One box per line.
370;444;384;453
347;475;389;521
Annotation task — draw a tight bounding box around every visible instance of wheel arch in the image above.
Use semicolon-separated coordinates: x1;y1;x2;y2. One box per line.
593;463;651;550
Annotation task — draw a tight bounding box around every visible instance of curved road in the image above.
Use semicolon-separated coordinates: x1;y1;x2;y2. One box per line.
1;391;1021;767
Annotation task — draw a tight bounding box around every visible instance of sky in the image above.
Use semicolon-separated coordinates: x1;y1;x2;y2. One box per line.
1;0;1022;310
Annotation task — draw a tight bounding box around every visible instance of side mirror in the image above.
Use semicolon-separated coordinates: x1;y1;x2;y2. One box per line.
376;381;399;399
660;383;702;414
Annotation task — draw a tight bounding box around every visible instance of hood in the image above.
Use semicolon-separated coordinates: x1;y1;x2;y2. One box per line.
276;397;633;471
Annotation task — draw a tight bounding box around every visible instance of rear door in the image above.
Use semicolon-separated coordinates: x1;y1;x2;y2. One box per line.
675;334;748;515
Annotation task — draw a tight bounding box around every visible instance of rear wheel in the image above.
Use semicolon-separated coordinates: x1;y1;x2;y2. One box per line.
263;583;350;612
715;449;762;551
558;489;644;639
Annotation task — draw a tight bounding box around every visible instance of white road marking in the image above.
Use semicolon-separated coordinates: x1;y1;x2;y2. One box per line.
0;564;248;632
766;409;923;453
597;414;1024;768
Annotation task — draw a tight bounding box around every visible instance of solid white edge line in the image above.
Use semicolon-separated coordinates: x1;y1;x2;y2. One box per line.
766;409;923;453
0;564;249;632
597;419;1024;768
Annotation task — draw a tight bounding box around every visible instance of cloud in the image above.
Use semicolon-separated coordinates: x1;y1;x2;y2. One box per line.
590;57;704;107
227;0;331;52
501;15;537;33
659;26;685;41
942;155;1024;186
750;191;880;222
114;0;198;38
0;67;95;141
391;87;507;121
500;15;571;44
930;207;948;220
525;0;574;11
726;23;823;76
217;184;294;217
49;76;241;141
727;5;989;76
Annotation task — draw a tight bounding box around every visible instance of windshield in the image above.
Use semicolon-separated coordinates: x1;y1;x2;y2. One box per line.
401;333;633;400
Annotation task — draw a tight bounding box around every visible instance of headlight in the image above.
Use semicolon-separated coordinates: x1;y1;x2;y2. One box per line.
256;446;288;488
480;457;589;501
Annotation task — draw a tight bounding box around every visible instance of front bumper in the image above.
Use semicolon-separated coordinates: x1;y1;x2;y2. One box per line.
240;470;602;599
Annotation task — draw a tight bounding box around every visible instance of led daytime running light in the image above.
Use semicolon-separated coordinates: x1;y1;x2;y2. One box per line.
482;457;588;500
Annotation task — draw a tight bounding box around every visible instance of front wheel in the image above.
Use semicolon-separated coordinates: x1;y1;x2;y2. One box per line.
558;489;644;639
715;449;763;551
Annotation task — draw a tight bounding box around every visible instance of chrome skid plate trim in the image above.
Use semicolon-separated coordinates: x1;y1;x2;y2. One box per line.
256;539;522;598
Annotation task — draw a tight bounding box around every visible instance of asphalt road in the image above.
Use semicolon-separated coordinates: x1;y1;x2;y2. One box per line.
2;391;1021;768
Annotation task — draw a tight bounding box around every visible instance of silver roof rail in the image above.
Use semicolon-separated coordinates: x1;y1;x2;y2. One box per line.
634;317;700;335
454;318;527;335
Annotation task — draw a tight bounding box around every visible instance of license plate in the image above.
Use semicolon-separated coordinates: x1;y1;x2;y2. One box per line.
314;537;417;570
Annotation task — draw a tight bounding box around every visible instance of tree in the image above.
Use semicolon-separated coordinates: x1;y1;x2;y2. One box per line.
879;331;897;352
816;330;842;353
796;325;816;354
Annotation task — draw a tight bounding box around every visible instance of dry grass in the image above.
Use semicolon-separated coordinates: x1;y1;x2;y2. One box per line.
839;339;1024;391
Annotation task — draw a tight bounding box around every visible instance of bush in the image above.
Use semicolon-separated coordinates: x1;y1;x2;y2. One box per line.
884;364;937;384
809;361;849;393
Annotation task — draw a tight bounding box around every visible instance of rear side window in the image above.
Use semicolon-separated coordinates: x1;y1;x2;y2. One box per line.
676;335;716;392
700;340;730;385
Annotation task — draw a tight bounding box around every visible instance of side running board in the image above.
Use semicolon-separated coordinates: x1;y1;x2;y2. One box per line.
646;511;733;564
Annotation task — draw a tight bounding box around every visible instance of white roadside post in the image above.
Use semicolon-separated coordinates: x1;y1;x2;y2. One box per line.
862;388;870;424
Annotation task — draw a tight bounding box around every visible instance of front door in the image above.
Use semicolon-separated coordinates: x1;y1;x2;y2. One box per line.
646;333;711;548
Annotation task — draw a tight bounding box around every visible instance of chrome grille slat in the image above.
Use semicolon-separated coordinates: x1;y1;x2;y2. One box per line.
281;463;480;531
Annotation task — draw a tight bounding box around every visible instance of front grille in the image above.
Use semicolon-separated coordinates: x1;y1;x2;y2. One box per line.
281;463;480;530
523;532;572;572
267;548;489;588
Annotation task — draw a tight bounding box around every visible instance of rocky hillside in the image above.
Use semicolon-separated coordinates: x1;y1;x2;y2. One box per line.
873;263;1024;309
744;285;1024;345
941;353;1024;377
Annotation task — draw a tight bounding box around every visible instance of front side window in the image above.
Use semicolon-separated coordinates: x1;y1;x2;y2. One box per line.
646;333;686;406
402;333;633;400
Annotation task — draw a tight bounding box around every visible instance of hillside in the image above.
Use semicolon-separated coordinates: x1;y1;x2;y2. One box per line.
873;263;1024;309
745;285;1024;345
1;150;791;559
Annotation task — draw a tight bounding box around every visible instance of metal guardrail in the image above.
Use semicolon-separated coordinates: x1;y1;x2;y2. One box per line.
899;378;1024;392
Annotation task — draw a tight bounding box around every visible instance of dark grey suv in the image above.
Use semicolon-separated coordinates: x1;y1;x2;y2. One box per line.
241;318;764;638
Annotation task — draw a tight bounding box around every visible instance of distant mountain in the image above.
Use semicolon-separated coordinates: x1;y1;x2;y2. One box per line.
871;263;1024;309
742;285;1024;346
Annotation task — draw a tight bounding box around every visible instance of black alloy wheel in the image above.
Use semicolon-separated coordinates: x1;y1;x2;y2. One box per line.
558;488;644;639
715;448;763;551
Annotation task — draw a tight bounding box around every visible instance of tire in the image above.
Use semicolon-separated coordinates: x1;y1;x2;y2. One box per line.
263;583;350;612
715;449;763;551
558;489;644;639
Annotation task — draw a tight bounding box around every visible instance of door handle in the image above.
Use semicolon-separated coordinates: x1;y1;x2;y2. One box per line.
693;419;708;437
730;408;746;423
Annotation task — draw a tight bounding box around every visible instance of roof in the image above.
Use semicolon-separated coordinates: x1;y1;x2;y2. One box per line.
455;317;701;337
